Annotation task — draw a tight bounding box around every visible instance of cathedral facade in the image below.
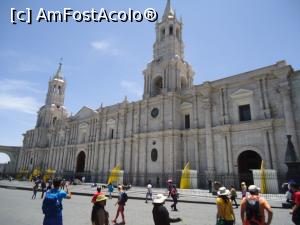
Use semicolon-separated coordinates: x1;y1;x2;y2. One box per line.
17;1;300;187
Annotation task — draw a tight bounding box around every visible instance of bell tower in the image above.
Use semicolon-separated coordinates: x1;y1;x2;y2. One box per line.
36;61;68;128
143;0;194;98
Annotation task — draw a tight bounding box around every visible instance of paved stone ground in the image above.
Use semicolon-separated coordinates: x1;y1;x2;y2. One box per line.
0;180;286;208
0;188;294;225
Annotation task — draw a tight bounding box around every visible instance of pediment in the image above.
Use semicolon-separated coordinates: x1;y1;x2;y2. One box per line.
230;89;253;99
181;101;192;110
73;106;97;120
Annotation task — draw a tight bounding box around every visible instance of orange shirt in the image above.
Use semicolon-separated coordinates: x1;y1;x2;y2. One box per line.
240;195;271;225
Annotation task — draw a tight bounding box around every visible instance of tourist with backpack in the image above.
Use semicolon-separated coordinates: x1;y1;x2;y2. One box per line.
240;185;273;225
42;178;71;225
216;187;235;225
170;184;178;211
289;183;300;225
112;185;127;224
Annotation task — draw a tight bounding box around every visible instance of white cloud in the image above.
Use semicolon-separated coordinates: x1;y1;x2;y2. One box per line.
90;40;121;56
0;79;41;114
0;94;39;114
0;79;43;94
120;80;143;97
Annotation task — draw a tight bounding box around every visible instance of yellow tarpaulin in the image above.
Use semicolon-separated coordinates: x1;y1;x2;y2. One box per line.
107;165;121;185
260;160;267;194
43;168;56;182
180;162;190;189
29;168;41;181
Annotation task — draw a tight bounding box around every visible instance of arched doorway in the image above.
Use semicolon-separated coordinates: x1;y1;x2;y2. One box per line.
238;150;262;186
76;151;85;173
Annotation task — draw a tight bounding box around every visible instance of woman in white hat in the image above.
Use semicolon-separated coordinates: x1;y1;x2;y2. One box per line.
91;194;109;225
152;194;181;225
216;187;235;225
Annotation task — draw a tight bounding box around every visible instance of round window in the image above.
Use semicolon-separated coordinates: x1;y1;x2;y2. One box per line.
151;108;159;118
151;149;158;162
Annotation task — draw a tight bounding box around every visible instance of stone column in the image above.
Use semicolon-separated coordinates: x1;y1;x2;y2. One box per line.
203;100;215;172
279;82;300;158
263;129;272;169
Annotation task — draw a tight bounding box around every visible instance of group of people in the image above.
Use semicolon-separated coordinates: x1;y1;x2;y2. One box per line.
216;184;273;225
216;181;300;225
91;185;128;225
38;176;300;225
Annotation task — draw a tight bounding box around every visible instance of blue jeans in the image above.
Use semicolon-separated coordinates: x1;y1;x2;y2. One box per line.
43;214;63;225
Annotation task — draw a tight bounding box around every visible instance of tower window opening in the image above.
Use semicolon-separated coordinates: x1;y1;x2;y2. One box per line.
110;129;114;139
58;86;62;94
169;25;173;36
53;117;57;125
176;28;180;39
161;28;165;41
185;114;190;129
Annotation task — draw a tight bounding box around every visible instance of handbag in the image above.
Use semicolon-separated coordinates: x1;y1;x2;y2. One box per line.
216;218;225;225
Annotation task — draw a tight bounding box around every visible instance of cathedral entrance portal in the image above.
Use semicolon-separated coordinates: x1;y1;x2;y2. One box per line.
238;150;262;187
76;151;85;173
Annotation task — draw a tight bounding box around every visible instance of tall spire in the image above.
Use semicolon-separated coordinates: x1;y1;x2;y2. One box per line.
163;0;175;20
54;58;63;79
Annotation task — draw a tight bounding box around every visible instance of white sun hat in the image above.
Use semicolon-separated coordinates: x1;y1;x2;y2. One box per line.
217;187;230;196
153;194;167;204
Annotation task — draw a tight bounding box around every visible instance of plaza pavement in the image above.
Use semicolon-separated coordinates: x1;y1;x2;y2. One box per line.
0;187;294;225
0;180;286;208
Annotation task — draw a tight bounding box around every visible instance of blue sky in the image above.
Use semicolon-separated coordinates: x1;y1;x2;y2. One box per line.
0;0;299;162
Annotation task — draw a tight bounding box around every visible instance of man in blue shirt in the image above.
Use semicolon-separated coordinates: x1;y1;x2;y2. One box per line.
42;178;72;225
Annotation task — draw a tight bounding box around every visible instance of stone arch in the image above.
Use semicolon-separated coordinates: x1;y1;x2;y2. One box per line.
237;149;262;187
152;76;163;96
76;151;86;173
0;146;20;174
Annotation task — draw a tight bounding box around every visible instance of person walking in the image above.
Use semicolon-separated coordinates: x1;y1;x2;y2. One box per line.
240;185;273;225
92;187;103;203
42;177;72;225
241;182;247;199
230;185;238;208
216;187;235;225
170;185;178;211
41;180;47;199
32;182;39;199
152;194;181;225
91;194;109;225
289;183;300;225
145;180;153;203
112;185;127;224
107;183;114;199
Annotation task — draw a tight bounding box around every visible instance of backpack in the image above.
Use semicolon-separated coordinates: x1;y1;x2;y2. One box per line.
121;192;128;203
42;190;62;215
245;197;261;225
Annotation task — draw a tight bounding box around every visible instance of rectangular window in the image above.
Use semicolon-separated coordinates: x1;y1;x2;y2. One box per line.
185;114;190;129
110;129;114;139
239;104;251;121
